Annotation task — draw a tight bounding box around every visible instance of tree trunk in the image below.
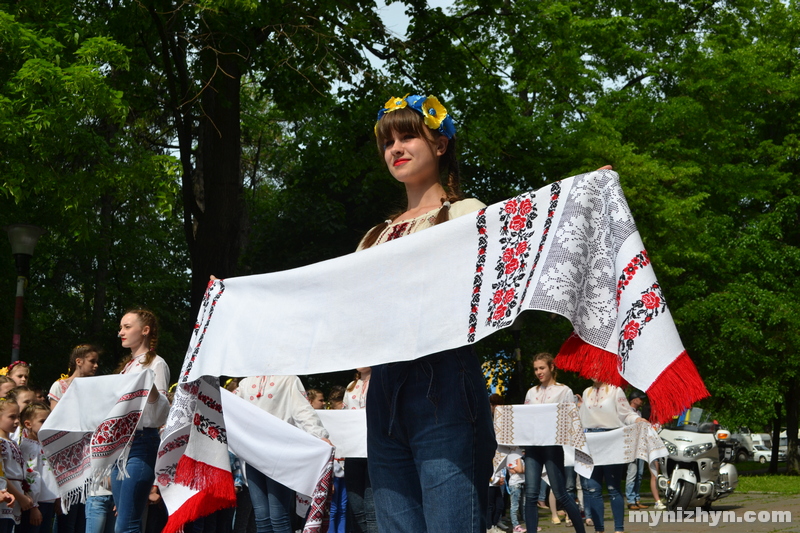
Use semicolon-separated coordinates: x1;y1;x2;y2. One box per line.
786;378;800;476
769;401;781;474
190;44;244;318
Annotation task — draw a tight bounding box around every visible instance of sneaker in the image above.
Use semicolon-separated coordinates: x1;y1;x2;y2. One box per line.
513;526;527;533
654;500;667;510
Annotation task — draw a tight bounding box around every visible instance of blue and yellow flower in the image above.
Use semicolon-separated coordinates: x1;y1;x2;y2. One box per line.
420;96;447;130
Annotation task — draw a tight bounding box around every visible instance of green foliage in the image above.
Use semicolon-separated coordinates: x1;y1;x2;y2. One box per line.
738;475;800;495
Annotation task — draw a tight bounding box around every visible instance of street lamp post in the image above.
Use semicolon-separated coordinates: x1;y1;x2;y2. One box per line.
5;225;46;363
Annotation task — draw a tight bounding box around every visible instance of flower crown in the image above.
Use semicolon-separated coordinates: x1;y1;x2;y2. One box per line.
375;94;456;139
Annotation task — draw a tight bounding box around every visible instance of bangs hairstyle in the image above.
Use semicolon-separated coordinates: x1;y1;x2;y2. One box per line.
362;106;463;249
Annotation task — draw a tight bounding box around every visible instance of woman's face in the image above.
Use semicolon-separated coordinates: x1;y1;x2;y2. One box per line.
76;352;100;376
119;313;149;351
9;365;29;386
382;130;446;187
533;359;553;384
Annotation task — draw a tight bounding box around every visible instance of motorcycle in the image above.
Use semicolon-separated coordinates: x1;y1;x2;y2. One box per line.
657;422;738;511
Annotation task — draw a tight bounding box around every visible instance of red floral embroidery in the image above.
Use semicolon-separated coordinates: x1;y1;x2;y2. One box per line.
616;251;650;306
619;283;667;369
641;291;660;309
468;208;488;342
623;320;640;340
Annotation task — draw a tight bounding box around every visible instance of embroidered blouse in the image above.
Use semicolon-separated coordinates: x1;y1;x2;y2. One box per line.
0;437;25;523
524;382;574;405
357;198;486;250
235;376;329;440
120;354;171;428
342;379;369;410
48;379;71;404
579;384;640;429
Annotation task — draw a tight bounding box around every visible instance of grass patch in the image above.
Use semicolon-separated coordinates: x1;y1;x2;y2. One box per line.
738;475;800;494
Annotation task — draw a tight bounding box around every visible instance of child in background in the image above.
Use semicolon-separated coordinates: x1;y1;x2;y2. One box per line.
19;402;57;533
7;362;30;387
506;451;526;533
0;397;33;532
0;379;14;399
6;387;38;443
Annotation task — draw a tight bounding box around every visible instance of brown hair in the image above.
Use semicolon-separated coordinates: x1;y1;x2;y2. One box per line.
69;344;102;376
361;105;463;249
6;385;34;402
489;393;505;407
532;352;557;381
20;401;50;424
0;397;17;414
328;385;345;405
346;370;362;392
0;376;14;388
307;389;323;402
116;309;160;373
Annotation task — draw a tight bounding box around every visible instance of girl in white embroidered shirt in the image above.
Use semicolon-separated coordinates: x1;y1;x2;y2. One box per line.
579;380;646;533
522;352;585;533
113;309;170;533
235;375;331;533
48;344;101;408
341;368;375;532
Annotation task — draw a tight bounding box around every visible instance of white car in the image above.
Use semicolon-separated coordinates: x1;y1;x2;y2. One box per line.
753;445;786;463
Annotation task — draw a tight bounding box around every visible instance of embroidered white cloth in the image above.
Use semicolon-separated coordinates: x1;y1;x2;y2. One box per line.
493;404;593;478
40;372;152;511
584;423;667;472
158;170;708;530
315;410;367;458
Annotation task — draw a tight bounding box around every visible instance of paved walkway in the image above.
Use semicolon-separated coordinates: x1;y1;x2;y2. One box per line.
527;492;800;533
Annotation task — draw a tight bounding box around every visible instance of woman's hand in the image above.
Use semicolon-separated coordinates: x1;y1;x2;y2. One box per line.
30;506;42;525
19;494;33;511
597;165;613;170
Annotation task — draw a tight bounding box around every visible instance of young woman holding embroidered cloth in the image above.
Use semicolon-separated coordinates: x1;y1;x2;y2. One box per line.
579;380;646;533
114;309;170;533
522;353;585;533
235;375;331;533
360;94;496;532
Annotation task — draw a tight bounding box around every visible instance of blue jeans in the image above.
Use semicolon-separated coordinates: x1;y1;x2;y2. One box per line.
625;459;645;504
581;464;625;532
86;495;116;533
367;347;496;533
508;483;524;528
524;446;585;533
111;428;160;533
344;458;375;533
245;464;294;533
565;465;577;502
329;477;347;533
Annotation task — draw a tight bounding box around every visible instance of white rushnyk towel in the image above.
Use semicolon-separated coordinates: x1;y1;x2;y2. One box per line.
40;372;153;511
584;423;668;472
315;410;368;459
492;404;593;478
157;170;708;531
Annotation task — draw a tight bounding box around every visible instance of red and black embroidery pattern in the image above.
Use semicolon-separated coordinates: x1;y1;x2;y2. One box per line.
616;251;650;307
184;279;226;382
485;194;539;327
521;182;561;302
193;412;227;444
467;208;488;343
158;434;190;459
619;283;666;368
92;411;143;459
117;388;149;404
49;434;92;485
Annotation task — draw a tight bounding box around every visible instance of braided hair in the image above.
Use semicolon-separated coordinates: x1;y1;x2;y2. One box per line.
361;106;463;249
116;309;160;373
68;344;102;376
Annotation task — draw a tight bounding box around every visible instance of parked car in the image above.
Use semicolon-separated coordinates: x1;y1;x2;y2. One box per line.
753;445;786;463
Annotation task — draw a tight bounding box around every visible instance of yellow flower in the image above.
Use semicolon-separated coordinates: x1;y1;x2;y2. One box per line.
59;373;70;380
0;367;7;376
383;93;410;114
421;96;447;129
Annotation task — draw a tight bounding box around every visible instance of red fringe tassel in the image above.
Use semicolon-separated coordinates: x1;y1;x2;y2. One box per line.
164;456;236;533
646;351;710;425
555;333;627;388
